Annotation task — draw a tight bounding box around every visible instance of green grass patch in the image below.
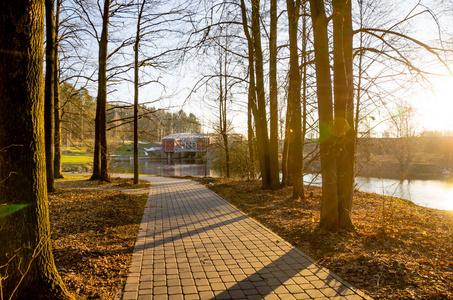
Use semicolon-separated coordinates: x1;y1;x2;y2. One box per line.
63;146;90;153
56;174;91;181
61;153;93;166
114;142;157;156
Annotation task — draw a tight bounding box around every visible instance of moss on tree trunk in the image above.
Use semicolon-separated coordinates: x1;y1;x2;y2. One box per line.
0;1;73;299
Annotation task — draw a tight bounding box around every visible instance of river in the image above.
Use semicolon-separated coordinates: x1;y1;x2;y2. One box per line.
111;158;453;211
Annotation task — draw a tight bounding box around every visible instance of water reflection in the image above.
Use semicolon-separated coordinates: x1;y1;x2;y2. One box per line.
355;177;453;211
111;158;221;178
112;158;453;211
304;174;453;211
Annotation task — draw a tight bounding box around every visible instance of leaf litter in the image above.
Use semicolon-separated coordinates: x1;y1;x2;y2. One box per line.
195;177;453;300
50;176;150;299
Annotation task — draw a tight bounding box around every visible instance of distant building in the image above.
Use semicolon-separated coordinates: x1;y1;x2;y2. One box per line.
162;133;209;159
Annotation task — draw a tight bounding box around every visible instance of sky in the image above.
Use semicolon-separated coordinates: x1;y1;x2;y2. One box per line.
68;0;453;137
415;75;453;133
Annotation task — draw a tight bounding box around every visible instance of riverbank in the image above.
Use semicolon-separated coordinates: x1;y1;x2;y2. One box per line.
195;177;453;299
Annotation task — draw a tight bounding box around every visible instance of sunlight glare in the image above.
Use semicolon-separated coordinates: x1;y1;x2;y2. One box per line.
418;76;453;132
444;187;453;211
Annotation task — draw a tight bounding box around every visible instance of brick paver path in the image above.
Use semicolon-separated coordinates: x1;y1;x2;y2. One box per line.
120;177;371;300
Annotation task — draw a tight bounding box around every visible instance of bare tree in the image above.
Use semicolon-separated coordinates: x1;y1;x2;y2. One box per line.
54;0;64;179
269;0;280;189
389;102;419;178
309;0;340;228
72;0;134;181
240;0;257;180
133;0;146;184
45;0;57;191
333;0;355;229
285;0;304;199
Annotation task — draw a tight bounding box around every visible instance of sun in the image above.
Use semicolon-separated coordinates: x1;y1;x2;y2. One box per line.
417;75;453;132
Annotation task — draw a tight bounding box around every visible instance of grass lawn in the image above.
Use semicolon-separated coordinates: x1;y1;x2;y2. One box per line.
114;142;157;156
61;153;93;166
60;142;157;170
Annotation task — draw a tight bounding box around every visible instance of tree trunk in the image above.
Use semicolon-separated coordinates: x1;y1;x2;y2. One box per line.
269;0;280;189
247;86;256;180
286;0;304;199
218;44;230;178
333;0;355;229
91;98;101;180
251;0;272;189
54;0;63;179
301;1;308;173
0;1;73;298
301;0;308;187
309;0;339;228
222;133;230;178
281;111;290;186
134;1;145;185
240;0;258;181
45;0;56;192
93;0;110;182
133;41;139;184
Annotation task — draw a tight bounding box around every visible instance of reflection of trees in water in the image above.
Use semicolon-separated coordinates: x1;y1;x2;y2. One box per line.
111;158;220;177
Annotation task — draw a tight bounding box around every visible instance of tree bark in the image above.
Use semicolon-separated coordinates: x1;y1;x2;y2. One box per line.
301;0;308;187
0;1;73;298
286;0;304;199
54;0;63;179
99;0;109;182
134;0;146;185
92;0;110;182
240;0;258;181
133;40;139;184
301;1;308;171
269;0;280;189
247;85;256;180
45;0;56;192
218;44;231;178
333;0;355;229
281;109;290;186
309;0;339;228
91;98;101;180
251;0;272;188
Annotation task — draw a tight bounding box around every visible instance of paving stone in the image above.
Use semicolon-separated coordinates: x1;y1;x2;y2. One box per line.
285;284;305;294
166;278;180;287
211;282;226;291
321;287;341;297
138;281;151;290
123;283;138;292
119;176;371;300
305;288;325;298
279;294;297;300
153;286;167;295
243;288;260;296
121;291;137;300
199;291;215;299
138;289;152;295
